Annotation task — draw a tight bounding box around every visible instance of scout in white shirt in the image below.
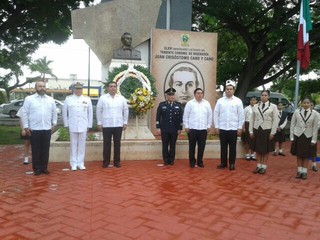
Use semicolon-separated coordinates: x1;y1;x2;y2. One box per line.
63;81;93;171
96;82;129;168
273;102;288;156
22;80;57;176
242;96;257;160
17;107;31;165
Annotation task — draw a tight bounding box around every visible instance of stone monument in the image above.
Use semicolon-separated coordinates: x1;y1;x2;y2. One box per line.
110;33;154;139
113;32;141;60
71;0;192;140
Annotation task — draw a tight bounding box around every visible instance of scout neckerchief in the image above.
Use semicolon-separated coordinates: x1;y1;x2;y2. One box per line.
258;101;270;119
278;110;287;126
299;108;312;125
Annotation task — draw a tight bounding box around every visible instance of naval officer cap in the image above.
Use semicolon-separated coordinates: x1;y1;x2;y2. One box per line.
225;80;236;88
165;88;176;95
72;81;84;89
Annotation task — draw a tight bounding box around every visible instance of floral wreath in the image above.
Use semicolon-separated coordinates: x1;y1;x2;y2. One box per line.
106;64;157;116
129;88;155;116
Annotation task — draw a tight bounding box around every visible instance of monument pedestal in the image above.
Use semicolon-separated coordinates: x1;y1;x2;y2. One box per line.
50;130;244;161
123;114;155;140
108;59;155;140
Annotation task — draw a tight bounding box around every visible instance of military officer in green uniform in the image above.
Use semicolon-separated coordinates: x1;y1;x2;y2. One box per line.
156;88;183;165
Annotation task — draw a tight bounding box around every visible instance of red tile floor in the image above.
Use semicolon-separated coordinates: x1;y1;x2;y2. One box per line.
1;142;320;240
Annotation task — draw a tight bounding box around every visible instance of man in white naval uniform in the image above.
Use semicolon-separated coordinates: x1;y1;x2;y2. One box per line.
63;81;93;171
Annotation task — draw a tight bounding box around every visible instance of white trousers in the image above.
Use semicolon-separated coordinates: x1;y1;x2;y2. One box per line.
69;132;87;168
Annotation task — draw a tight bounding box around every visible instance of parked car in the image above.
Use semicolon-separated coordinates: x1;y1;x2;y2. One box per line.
54;99;64;115
244;91;294;120
91;97;99;119
91;97;99;108
1;100;24;118
1;99;63;118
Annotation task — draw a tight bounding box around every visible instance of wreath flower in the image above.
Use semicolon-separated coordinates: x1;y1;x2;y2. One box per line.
129;88;155;116
106;64;157;117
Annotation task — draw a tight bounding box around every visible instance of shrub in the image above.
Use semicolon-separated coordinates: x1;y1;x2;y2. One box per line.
58;127;70;141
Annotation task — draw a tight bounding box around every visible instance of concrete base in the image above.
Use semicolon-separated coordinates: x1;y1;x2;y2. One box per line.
49;131;244;162
123;115;155;139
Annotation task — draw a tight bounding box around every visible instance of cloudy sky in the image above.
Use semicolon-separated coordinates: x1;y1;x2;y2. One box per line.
30;38;102;81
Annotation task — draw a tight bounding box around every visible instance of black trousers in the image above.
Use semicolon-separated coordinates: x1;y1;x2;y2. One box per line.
161;131;178;164
102;127;123;165
219;129;237;166
188;129;207;166
29;130;52;173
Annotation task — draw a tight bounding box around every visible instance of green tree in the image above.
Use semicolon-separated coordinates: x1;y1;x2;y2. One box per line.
272;77;320;102
0;0;95;100
29;56;58;81
193;0;320;100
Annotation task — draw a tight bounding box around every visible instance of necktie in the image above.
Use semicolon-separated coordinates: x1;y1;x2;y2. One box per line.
262;103;265;110
278;111;282;118
304;110;307;117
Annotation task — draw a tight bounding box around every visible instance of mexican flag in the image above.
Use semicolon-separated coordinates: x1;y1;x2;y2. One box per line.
297;0;312;70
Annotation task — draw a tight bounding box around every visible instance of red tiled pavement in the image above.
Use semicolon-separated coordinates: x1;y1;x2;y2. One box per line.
1;142;320;240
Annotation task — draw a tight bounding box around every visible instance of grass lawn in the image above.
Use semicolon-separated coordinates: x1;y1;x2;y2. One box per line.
0;126;22;145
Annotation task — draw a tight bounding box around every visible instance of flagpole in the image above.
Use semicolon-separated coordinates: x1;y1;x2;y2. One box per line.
295;0;312;110
166;0;171;30
294;60;301;110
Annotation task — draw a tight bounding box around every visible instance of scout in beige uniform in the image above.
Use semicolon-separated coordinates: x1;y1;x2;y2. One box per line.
290;98;319;180
249;90;279;174
310;101;320;172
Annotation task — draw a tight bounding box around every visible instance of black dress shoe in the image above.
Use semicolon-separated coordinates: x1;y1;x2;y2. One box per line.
169;162;174;165
312;166;318;172
41;170;50;174
190;164;195;168
197;162;204;168
300;173;307;180
217;164;227;169
114;163;121;168
278;152;286;156
102;163;109;168
253;167;260;174
229;164;235;171
34;171;41;176
164;162;169;166
295;172;302;179
258;168;266;174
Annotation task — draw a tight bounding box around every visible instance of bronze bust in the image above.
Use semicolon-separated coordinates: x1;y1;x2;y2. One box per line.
113;32;141;60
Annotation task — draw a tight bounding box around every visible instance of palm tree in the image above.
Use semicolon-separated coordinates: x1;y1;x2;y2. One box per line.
29;56;58;82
